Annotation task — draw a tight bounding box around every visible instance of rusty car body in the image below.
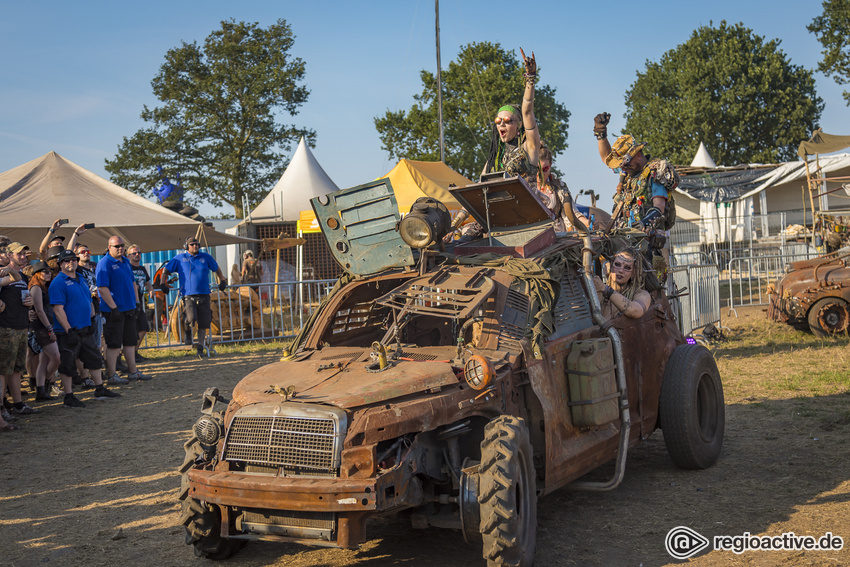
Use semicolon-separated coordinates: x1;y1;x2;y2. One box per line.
767;247;850;336
179;176;725;566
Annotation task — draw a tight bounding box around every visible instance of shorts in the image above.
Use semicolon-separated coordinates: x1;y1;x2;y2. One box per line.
31;326;57;348
183;295;212;330
0;327;28;376
103;309;138;349
135;306;150;333
57;331;101;376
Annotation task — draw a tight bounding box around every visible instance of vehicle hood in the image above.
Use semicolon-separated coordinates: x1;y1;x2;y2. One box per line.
231;354;459;410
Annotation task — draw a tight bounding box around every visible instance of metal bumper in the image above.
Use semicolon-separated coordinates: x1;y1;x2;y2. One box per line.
188;469;377;512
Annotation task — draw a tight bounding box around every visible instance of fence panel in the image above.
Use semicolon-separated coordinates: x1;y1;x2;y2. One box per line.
140;279;336;350
725;253;812;316
669;264;721;337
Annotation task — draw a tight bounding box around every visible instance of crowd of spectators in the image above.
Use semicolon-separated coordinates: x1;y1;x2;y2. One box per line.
0;221;165;431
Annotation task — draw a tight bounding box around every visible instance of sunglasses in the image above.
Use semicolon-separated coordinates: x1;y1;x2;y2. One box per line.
187;242;200;246
110;244;125;249
494;116;514;125
128;251;141;255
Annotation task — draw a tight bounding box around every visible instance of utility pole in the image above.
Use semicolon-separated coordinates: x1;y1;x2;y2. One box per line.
435;0;444;162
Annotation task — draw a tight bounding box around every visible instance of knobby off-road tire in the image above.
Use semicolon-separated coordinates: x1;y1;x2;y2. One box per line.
807;297;850;337
178;436;244;560
660;345;725;470
478;416;537;567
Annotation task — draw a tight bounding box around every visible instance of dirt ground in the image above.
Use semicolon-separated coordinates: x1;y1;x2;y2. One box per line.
2;305;849;567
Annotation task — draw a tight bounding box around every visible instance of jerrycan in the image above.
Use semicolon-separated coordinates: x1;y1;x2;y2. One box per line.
566;338;619;426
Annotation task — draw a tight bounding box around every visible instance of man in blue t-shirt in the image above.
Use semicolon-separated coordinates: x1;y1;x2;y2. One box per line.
51;249;121;408
162;236;227;358
96;236;152;383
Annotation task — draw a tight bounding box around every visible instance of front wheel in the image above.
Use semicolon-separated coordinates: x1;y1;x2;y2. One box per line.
178;436;244;560
478;416;537;567
660;345;725;470
807;297;849;337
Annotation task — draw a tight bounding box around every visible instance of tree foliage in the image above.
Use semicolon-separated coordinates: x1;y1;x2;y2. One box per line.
375;42;570;179
809;0;850;105
624;21;823;166
105;19;314;217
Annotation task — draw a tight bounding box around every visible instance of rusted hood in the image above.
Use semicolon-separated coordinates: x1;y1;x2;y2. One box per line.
232;358;459;410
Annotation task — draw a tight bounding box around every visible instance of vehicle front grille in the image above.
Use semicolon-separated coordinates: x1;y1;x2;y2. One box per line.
222;405;346;476
242;508;335;530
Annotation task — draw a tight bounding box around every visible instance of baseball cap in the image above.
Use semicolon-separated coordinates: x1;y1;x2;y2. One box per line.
7;242;29;254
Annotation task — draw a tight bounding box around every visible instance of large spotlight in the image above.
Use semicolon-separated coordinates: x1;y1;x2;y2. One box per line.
399;197;451;249
464;355;495;390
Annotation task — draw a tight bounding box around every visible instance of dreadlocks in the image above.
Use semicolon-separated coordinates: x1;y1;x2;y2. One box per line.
607;247;644;301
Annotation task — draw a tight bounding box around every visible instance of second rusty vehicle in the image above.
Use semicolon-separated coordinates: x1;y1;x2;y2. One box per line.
179;176;725;566
767;247;850;336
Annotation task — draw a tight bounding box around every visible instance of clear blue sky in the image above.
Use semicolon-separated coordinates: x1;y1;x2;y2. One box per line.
2;0;848;217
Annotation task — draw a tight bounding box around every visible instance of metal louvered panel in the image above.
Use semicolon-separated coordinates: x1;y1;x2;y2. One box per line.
498;289;528;352
222;403;347;476
549;269;594;340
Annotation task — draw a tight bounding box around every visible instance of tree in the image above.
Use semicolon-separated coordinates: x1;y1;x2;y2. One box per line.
809;0;850;105
624;21;823;166
105;19;314;217
375;42;570;179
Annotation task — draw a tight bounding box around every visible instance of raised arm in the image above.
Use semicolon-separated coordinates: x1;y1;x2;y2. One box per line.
594;113;612;163
520;48;541;167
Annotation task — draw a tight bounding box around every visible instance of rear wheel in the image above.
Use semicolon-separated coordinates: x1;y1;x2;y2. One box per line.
178;436;244;560
478;416;537;567
660;345;725;469
807;297;849;337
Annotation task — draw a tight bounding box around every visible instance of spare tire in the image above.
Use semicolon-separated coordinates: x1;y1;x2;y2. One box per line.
161;200;183;211
179;205;199;217
660;344;725;470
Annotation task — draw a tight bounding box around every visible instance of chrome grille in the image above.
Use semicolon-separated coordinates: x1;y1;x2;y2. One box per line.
223;406;345;475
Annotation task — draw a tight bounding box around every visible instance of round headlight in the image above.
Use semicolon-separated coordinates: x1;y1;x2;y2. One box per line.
399;215;434;249
194;416;222;446
464;355;495;390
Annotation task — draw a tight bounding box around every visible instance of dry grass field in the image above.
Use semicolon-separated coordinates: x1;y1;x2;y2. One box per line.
1;305;848;567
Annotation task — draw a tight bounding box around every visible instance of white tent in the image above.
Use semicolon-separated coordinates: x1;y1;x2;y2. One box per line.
690;142;717;168
0;152;255;252
249;137;339;222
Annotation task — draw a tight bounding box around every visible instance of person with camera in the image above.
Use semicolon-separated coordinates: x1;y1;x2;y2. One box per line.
161;237;227;358
96;236;152;383
51;250;121;408
38;220;91;261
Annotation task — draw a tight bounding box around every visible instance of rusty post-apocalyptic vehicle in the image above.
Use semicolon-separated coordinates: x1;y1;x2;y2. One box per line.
767;247;850;336
178;175;725;565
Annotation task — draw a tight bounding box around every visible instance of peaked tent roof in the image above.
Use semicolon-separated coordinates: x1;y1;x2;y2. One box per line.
690;142;717;168
0;152;255;252
380;159;472;214
250;137;339;222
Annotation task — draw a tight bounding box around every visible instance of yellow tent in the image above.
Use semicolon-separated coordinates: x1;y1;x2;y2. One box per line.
298;160;473;231
379;159;472;215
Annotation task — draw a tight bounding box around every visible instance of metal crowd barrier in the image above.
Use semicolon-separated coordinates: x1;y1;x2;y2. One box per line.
138;279;336;350
669;264;721;338
725;253;812;316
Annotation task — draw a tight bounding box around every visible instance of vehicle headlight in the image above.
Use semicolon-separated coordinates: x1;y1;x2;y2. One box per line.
194;415;222;446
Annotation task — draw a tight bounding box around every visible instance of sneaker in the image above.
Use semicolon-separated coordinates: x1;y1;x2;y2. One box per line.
35;387;55;401
82;378;96;390
196;346;205;359
1;408;17;422
71;372;83;386
135;352;148;363
63;393;86;409
12;403;40;415
94;386;121;400
50;384;63;397
106;373;129;386
128;371;153;381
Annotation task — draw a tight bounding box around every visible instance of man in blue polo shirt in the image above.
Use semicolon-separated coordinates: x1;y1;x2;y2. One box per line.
51;250;121;408
96;236;153;383
162;236;227;358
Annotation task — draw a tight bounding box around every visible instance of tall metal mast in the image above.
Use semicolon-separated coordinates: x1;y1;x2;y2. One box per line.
435;0;445;162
